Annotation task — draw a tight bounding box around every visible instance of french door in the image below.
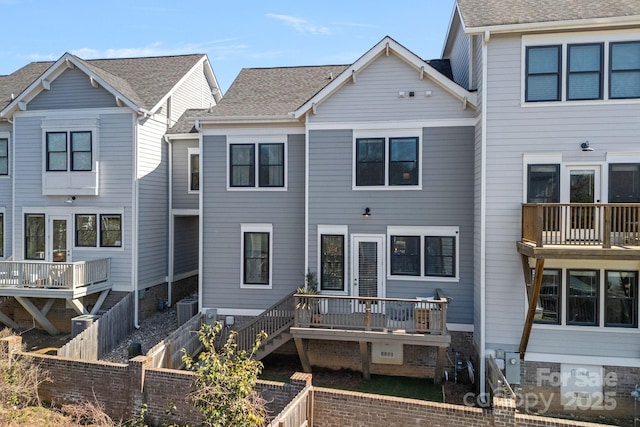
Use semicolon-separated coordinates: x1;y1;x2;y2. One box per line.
351;235;385;313
563;166;601;241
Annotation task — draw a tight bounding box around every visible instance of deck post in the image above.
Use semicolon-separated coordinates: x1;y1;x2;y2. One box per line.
294;338;312;373
359;341;370;380
435;346;447;384
519;258;544;358
603;205;611;248
364;301;371;331
14;296;59;335
535;204;544;247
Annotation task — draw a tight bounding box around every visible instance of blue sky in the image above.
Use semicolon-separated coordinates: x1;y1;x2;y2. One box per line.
0;0;456;93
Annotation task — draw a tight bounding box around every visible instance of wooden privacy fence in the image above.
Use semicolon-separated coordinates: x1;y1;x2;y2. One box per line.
147;313;203;369
267;383;312;427
57;292;134;360
486;356;516;404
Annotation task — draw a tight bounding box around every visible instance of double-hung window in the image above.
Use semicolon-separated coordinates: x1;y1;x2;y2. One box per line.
532;269;561;324
567;43;603;100
0;137;8;176
567;270;599;326
318;226;347;292
388;226;458;281
525;45;561;102
188;147;199;192
230;143;285;188
610;41;640;99
527;165;560;203
241;224;272;287
355;136;419;188
609;163;640;202
605;270;637;328
46;131;92;171
25;214;45;260
75;214;122;248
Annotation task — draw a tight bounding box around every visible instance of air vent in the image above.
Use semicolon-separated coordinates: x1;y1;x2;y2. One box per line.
372;342;403;365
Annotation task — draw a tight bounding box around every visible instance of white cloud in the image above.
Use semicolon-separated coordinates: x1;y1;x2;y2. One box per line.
267;13;331;35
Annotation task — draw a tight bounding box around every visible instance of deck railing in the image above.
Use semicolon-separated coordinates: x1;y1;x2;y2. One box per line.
522;203;640;247
294;294;448;335
0;258;110;290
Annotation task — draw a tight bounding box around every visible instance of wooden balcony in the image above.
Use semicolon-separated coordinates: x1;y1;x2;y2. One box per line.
0;258;111;299
518;203;640;260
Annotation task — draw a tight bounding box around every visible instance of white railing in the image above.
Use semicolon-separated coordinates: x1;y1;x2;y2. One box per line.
0;258;110;290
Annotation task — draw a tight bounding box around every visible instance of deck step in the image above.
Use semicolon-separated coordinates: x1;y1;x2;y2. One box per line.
257;331;293;360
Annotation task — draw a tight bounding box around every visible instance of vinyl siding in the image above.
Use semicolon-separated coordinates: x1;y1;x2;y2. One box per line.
0;123;12;259
447;17;471;89
174;215;198;275
137;117;169;288
171;139;199;210
12;111;134;291
201;132;305;311
307;127;475;325
483;33;640;358
170;63;216;126
308;53;475;123
28;69;118;110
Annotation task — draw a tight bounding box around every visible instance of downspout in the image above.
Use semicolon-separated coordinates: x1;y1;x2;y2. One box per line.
11;118;16;260
197;127;203;314
479;29;490;400
303;113;309;278
165;135;174;307
133;114;140;328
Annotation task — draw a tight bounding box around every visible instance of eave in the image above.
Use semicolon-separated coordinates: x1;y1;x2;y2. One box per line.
195;115;302;125
463;14;640;36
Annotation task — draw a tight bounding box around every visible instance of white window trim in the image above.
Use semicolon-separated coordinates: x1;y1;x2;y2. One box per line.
386;226;459;282
521;29;640;106
41;118;100;196
187;147;199;194
522;153;562;203
352;129;423;191
0;132;9;179
317;225;348;295
73;210;125;252
240;223;273;289
532;266;640;331
0;207;5;259
226;136;288;191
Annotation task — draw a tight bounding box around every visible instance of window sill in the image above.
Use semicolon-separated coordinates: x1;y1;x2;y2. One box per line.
387;275;459;282
521;98;640;108
240;284;273;290
533;323;640;333
352;185;422;191
227;187;287;192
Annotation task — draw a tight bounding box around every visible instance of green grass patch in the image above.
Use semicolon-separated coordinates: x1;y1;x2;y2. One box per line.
317;374;443;402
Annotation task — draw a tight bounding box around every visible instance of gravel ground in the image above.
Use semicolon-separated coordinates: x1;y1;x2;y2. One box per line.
100;306;179;363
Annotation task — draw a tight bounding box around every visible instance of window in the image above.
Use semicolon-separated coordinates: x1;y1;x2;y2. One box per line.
75;214;97;247
188;148;199;192
567;43;603;100
388;226;459;280
100;215;122;247
25;214;45;260
533;269;561;324
0;138;8;175
241;224;272;286
605;271;637;328
355;136;419;187
527;165;560;203
230;143;285;188
46;131;92;171
609;164;640;202
567;270;598;326
425;236;456;277
74;214;121;247
610;41;640;99
525;45;561;102
320;235;345;291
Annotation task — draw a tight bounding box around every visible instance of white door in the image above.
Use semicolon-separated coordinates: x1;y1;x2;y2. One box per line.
563;166;601;241
48;215;72;262
351;235;385;312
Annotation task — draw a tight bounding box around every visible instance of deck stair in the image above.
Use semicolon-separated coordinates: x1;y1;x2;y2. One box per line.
235;291;296;360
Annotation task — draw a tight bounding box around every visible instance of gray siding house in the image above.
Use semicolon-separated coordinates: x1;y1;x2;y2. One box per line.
446;0;640;412
0;53;220;332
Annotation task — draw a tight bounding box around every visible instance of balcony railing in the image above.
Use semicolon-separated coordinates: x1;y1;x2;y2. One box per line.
0;258;110;290
294;294;448;335
522;203;640;247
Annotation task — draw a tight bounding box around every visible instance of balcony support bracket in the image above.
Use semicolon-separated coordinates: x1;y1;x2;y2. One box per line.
0;298;20;330
15;296;59;335
294;337;312;374
519;258;544;359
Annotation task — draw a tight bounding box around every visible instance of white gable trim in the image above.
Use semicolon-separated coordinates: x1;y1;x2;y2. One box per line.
0;53;146;119
293;37;477;119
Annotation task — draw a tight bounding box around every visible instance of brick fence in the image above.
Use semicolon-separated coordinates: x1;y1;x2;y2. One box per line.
0;336;619;426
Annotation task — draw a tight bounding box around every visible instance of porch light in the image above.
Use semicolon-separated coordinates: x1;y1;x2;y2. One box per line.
362;207;371;217
65;195;76;204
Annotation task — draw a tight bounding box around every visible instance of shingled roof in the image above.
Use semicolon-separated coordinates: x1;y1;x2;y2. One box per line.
457;0;640;29
0;54;209;114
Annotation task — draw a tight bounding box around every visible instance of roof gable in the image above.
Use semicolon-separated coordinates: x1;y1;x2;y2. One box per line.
0;53;212;119
293;36;476;119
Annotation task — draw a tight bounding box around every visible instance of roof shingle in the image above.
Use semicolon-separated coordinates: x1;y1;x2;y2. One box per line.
457;0;640;29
